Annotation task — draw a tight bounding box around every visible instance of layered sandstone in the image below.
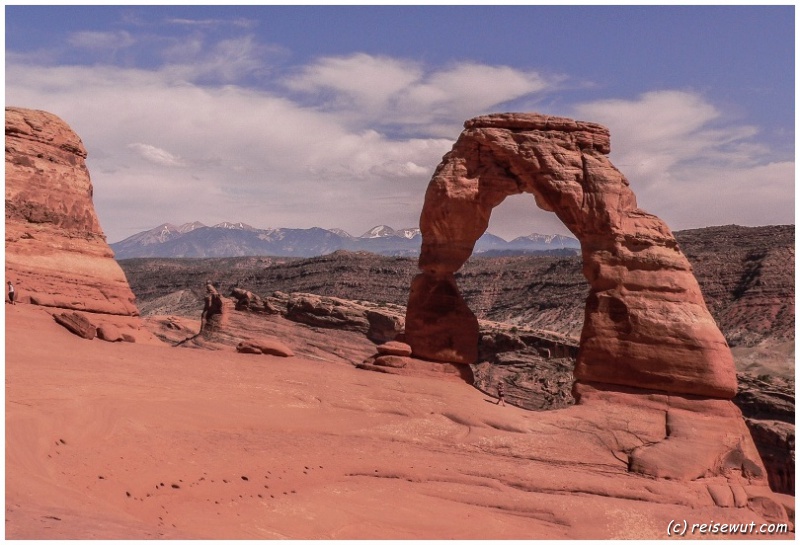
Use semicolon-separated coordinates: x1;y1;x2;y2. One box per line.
406;113;736;399
5;107;139;318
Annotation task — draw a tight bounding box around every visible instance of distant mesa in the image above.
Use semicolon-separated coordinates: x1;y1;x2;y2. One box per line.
110;221;579;259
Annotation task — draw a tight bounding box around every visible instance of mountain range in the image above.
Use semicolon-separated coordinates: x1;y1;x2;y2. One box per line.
110;222;581;259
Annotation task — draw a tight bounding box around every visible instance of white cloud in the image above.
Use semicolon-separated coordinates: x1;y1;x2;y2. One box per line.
284;54;555;136
283;53;423;114
161;34;278;83
572;91;794;231
165;17;257;29
68;30;135;50
397;62;550;116
128;143;185;167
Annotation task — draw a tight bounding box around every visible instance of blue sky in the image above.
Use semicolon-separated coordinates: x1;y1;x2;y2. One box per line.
5;5;795;243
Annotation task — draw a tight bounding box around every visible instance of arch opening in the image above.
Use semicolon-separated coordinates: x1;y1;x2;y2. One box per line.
458;193;583;332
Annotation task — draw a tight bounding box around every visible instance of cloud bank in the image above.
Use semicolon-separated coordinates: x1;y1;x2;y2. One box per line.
574;91;794;230
5;19;793;243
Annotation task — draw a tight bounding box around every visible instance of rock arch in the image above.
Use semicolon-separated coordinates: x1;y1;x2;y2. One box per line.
405;113;736;399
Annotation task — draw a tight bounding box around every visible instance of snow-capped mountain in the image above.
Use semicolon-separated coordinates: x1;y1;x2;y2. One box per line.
213;221;256;230
360;225;397;239
508;233;581;250
394;228;421;239
177;221;206;234
116;223;186;247
328;228;354;238
358;225;420;240
110;222;579;259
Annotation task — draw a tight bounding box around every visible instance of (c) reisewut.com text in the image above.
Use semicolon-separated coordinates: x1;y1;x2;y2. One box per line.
667;519;790;537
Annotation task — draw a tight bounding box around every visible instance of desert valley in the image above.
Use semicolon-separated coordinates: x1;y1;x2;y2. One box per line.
5;106;795;540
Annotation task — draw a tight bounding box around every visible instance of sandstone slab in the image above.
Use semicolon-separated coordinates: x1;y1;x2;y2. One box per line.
359;354;474;384
53;312;96;340
285;293;404;343
96;324;123;342
236;338;294;358
376;341;413;357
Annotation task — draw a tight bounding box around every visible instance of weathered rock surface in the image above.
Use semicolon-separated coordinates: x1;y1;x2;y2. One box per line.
405;273;479;364
5;107;140;318
96;323;123;343
574;382;769;484
285;293;404;343
236;338;294;357
407;112;736;399
376;341;413;357
53;312;97;340
745;419;795;496
358;355;475;384
735;373;795;495
470;323;578;410
230;287;264;311
5;107;157;343
199;284;227;336
473;323;794;498
147;297;379;367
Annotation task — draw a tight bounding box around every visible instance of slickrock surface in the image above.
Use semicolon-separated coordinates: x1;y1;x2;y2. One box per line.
236;338;295;357
145;305;379;367
6;304;793;539
5;107;141;322
407;113;736;399
150;290;406;365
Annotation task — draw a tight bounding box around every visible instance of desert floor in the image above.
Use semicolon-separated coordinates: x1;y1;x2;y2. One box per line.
5;303;792;539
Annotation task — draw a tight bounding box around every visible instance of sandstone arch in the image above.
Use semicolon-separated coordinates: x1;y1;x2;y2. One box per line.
405;113;737;399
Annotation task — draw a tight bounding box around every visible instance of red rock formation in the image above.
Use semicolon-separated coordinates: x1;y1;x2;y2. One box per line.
236;338;294;357
405;273;478;364
285;293;404;343
5;107;157;344
376;341;413;357
53;312;97;340
407;112;736;399
357;354;475;383
5;107;139;318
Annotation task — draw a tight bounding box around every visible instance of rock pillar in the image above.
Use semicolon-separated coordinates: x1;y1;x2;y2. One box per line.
5;107;140;317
